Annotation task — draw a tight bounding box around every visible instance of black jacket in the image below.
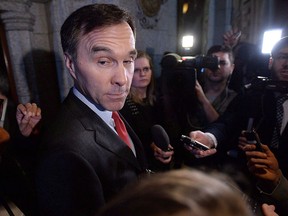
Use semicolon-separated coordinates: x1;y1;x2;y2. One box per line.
36;90;148;216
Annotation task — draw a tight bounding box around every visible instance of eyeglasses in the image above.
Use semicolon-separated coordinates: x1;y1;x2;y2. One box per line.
134;67;151;73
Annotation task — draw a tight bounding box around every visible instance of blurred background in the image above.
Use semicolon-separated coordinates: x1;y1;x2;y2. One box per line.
0;0;287;124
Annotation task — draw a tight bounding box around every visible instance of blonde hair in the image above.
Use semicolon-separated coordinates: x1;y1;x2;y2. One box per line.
129;50;156;106
98;169;254;216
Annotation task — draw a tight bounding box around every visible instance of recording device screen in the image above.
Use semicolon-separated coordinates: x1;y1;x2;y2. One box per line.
0;98;8;128
180;135;210;151
244;118;263;151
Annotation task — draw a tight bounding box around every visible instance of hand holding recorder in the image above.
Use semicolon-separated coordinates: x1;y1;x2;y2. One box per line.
239;118;263;152
241;141;282;189
183;130;217;158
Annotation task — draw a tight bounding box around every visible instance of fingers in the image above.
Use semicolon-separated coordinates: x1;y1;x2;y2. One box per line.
184;144;217;158
223;29;241;47
17;103;42;120
153;145;174;164
25;103;41;117
261;203;278;216
195;148;217;158
17;103;27;114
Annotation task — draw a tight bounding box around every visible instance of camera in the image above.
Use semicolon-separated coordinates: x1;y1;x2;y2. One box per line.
160;53;219;112
245;76;288;93
161;53;219;71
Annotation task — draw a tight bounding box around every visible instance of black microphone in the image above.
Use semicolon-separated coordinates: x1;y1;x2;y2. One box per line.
151;124;170;152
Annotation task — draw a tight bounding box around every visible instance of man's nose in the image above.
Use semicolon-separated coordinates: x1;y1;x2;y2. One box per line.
113;64;128;86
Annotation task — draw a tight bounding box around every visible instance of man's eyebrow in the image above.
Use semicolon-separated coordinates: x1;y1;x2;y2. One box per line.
91;46;111;53
91;47;137;58
277;52;288;55
130;49;137;58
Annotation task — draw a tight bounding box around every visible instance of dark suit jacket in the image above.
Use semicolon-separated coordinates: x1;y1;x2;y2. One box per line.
204;89;288;214
36;90;148;216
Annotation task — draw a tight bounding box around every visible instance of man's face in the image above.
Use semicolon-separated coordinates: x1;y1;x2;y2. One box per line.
271;46;288;81
205;52;234;83
65;23;137;111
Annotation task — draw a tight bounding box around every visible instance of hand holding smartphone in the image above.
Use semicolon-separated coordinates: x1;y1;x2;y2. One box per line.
244;118;263;152
180;135;210;151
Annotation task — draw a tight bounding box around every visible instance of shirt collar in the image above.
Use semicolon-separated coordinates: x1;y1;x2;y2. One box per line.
72;87;113;127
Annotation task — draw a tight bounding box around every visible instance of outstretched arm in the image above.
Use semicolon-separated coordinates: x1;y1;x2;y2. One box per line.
195;80;219;122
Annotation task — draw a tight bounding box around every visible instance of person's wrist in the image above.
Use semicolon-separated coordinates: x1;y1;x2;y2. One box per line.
205;133;217;148
271;170;282;186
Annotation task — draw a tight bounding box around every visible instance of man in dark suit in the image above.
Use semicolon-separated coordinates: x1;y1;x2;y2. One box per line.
35;3;173;216
185;36;288;215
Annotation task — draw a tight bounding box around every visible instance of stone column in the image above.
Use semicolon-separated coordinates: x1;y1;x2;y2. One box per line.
0;0;36;103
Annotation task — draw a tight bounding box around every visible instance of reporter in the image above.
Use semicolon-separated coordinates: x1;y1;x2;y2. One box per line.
120;50;173;170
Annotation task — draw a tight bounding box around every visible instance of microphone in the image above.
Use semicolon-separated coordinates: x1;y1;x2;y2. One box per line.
151;124;170;152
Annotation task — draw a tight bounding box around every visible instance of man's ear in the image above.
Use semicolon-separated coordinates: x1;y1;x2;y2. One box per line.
64;53;76;79
230;63;235;74
268;56;273;70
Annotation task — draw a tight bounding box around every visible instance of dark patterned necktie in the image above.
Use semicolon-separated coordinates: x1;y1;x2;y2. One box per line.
271;94;288;148
112;111;132;149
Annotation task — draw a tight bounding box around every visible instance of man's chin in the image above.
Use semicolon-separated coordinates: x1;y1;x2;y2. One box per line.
105;101;126;111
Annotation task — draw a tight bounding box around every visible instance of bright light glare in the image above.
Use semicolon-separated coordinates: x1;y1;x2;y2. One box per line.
182;35;194;49
262;29;282;54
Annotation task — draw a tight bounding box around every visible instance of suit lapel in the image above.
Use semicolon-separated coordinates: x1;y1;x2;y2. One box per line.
64;91;147;171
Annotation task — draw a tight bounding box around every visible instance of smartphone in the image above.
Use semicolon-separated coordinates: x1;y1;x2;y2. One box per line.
0;98;7;128
180;135;210;151
244;118;263;151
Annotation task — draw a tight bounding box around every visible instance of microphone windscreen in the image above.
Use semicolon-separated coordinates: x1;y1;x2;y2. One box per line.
151;125;170;151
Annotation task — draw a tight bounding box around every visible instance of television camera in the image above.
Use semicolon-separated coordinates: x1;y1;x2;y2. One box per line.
160;53;219;113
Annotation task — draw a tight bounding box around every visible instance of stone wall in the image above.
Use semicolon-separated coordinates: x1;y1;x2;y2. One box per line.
0;0;177;122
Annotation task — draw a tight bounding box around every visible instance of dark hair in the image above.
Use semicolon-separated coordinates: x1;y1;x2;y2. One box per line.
207;45;234;64
271;36;288;57
60;4;135;60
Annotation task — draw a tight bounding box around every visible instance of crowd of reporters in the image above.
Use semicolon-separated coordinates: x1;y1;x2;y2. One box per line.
0;3;287;216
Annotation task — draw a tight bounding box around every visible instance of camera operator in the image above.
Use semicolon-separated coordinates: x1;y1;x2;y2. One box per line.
182;45;237;169
185;36;288;215
187;45;237;132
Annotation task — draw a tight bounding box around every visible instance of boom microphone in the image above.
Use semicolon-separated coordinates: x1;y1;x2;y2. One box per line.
151;124;170;151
